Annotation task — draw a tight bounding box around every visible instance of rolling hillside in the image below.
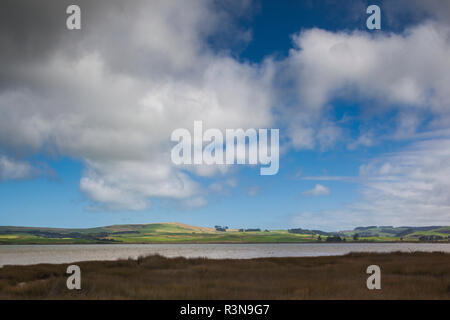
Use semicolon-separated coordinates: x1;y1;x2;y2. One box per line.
0;223;448;244
339;226;450;241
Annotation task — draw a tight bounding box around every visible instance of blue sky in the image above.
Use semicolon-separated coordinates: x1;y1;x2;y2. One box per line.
1;0;449;230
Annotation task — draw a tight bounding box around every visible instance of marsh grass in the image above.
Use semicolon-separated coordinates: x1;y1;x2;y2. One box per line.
0;251;448;299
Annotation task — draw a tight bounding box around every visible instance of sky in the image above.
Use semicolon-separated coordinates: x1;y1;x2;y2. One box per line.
1;0;450;231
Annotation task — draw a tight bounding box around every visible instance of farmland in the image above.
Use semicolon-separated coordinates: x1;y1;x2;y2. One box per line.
0;223;449;245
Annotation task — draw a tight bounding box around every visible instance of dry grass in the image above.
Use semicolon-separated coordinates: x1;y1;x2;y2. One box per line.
0;252;449;299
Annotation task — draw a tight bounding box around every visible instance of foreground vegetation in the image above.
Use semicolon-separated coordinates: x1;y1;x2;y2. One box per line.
0;223;449;244
0;252;449;299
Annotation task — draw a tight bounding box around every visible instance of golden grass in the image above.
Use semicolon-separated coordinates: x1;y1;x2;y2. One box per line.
0;252;449;299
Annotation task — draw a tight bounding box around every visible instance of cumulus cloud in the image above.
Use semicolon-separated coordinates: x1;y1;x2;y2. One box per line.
302;184;331;196
286;15;450;227
356;139;450;224
2;0;450;227
0;156;37;181
294;139;450;230
297;24;450;109
80;158;201;210
0;0;273;210
282;22;450;150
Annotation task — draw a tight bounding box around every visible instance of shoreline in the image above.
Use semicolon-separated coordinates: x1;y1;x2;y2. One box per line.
2;243;449;268
2;240;449;245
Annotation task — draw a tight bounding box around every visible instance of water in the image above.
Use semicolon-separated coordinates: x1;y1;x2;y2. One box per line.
1;243;449;267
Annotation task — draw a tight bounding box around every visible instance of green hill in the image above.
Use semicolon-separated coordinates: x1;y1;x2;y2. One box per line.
0;223;448;244
339;226;450;242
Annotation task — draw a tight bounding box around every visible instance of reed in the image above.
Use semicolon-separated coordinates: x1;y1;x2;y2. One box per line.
0;251;448;299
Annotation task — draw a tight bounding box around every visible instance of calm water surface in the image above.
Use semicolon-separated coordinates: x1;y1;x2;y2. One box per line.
1;243;449;266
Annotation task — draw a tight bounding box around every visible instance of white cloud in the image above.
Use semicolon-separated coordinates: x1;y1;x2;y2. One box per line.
347;132;374;150
0;156;36;181
282;22;450;150
356;139;450;224
0;1;273;210
294;138;450;229
288;24;450;110
2;0;450;223
302;184;331;196
80;158;201;210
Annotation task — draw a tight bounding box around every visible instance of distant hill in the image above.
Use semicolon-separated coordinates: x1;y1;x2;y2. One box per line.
0;223;448;244
339;226;450;241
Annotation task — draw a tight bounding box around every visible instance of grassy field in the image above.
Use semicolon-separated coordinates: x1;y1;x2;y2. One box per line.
0;252;449;299
0;223;449;244
0;223;317;244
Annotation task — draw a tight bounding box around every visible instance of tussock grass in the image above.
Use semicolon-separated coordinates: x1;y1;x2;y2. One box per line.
0;251;449;299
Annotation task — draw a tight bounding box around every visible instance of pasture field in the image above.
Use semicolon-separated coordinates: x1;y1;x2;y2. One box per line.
0;223;448;244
